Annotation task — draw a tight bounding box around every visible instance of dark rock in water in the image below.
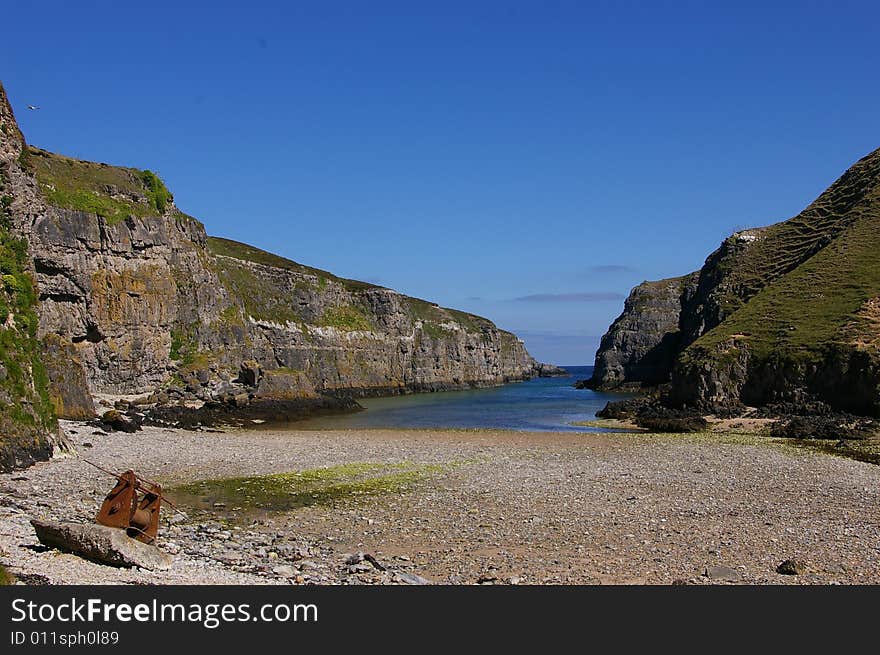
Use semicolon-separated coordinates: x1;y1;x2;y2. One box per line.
596;397;654;420
101;409;139;433
536;363;568;377
143;394;362;430
776;559;808;575
31;519;173;570
596;396;708;431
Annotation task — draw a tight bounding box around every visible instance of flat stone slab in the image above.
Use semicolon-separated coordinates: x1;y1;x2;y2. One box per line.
704;565;741;582
31;519;173;570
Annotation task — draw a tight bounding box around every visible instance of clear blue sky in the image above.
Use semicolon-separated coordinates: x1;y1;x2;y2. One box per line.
4;1;878;364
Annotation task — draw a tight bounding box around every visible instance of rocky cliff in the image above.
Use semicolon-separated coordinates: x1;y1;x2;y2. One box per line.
0;85;67;471
587;145;880;416
580;273;698;389
0;81;545;470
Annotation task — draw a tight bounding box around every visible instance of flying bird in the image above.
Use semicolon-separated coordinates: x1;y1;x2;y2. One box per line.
27;105;40;110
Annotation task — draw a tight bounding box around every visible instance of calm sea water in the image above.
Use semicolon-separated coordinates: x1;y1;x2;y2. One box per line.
294;366;631;432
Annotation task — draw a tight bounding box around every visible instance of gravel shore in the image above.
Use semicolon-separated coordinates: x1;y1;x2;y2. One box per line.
1;421;878;585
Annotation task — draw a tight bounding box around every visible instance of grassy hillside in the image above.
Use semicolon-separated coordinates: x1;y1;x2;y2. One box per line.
209;236;498;336
685;147;880;361
697;147;880;320
208;236;379;293
685;211;880;363
27;147;176;225
670;146;880;413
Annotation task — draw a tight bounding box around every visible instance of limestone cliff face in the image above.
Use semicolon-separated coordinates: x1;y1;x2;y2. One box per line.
588;145;880;416
0;84;66;471
24;189;222;395
585;273;698;389
180;238;539;398
0;81;542;434
22;161;540;404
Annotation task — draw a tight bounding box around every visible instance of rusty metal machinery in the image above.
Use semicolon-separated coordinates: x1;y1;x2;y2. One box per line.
84;459;181;544
95;470;163;543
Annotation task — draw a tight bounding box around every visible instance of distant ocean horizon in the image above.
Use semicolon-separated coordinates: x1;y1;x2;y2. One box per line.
293;366;632;432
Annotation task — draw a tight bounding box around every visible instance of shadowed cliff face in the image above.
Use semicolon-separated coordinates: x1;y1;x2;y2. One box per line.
0;81;543;454
585;274;698;389
588;145;880;416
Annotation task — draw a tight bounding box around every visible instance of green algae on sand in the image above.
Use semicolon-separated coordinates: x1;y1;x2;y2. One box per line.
171;461;450;514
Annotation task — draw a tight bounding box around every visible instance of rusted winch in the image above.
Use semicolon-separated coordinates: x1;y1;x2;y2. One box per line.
95;469;163;543
85;459;178;544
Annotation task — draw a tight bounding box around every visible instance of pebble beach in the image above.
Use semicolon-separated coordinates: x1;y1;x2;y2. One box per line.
1;421;878;585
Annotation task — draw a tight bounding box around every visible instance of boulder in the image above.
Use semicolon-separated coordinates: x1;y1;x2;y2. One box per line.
41;334;96;420
30;519;173;570
393;571;431;585
536;363;568;377
101;409;138;433
237;360;263;387
703;565;741;582
776;559;808;575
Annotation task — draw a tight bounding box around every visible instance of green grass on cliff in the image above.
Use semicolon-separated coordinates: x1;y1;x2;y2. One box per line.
698;147;880;322
0;172;56;445
207;237;379;292
406;296;494;337
28;147;173;225
319;305;374;332
689;214;880;361
211;253;312;325
208;236;509;338
682;149;880;367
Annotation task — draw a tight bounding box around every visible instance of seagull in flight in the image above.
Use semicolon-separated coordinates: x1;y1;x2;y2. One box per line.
27;105;40;110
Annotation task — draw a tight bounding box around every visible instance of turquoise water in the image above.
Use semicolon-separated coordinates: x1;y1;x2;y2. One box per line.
294;366;630;432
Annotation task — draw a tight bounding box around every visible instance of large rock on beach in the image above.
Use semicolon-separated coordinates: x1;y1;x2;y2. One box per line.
31;519;173;570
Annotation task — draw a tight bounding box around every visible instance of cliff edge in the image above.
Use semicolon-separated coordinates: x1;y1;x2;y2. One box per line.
586;145;880;416
0;80;547;469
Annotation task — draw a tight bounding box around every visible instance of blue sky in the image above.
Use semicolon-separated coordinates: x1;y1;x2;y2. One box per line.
4;1;879;364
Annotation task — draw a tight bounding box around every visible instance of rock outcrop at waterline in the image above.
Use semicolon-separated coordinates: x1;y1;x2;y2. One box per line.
585;145;880;416
0;80;547;470
578;274;698;390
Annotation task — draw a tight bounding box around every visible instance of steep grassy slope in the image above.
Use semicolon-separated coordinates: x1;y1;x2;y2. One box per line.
209;236;501;338
589;145;880;415
669;148;880;414
678;146;880;347
0;180;56;469
208;237;378;293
